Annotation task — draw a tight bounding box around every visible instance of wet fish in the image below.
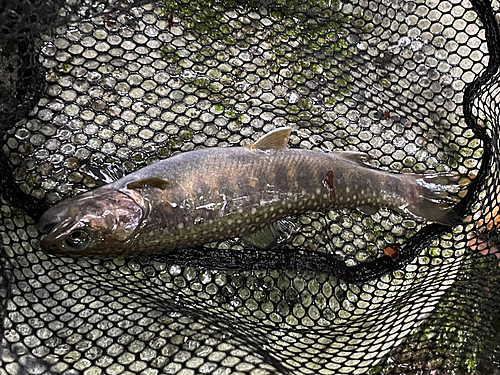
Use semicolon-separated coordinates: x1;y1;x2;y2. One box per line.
37;127;461;258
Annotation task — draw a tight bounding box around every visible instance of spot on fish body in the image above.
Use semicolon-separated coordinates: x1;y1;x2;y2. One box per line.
323;171;336;201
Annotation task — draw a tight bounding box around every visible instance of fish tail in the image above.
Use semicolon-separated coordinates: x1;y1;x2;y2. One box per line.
397;172;463;225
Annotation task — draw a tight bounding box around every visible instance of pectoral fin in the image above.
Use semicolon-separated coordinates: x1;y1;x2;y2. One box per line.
248;127;292;151
127;177;170;190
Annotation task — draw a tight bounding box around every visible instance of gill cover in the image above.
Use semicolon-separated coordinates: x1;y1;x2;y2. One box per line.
37;189;144;257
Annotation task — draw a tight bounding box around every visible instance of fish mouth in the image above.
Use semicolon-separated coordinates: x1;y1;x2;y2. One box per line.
36;205;69;234
40;235;63;255
36;190;99;235
36;218;57;234
37;215;84;256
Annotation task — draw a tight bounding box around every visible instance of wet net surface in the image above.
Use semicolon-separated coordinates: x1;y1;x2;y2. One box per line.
1;0;500;373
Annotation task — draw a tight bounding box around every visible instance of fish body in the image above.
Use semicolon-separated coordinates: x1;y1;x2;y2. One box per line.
37;127;459;258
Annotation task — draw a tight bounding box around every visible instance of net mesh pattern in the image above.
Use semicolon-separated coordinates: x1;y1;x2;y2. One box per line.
1;0;500;373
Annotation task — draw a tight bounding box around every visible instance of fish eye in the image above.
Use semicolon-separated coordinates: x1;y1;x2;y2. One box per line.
64;229;90;251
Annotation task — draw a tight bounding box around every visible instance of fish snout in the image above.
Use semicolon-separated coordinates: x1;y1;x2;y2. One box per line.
36;216;57;234
35;204;72;234
40;234;63;255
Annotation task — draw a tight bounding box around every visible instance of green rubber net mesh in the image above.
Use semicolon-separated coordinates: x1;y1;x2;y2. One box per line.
1;0;500;373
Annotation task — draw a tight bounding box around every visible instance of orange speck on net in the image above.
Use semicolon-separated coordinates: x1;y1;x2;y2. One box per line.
468;232;500;268
468;194;500;267
384;111;390;119
383;244;400;259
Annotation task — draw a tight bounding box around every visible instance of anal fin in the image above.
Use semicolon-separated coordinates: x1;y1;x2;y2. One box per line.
242;220;294;249
358;206;378;215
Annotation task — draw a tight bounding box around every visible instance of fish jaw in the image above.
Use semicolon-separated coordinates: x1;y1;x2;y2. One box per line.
37;189;145;257
36;190;97;235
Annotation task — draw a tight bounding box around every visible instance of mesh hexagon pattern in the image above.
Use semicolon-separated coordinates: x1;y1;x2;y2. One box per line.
1;0;500;374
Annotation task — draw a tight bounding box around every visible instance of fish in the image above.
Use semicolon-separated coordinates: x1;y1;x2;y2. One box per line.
36;127;462;258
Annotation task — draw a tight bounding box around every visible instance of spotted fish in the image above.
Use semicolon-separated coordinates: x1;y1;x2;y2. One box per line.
37;127;461;258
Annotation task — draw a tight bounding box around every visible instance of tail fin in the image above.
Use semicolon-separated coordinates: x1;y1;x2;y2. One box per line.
395;173;464;225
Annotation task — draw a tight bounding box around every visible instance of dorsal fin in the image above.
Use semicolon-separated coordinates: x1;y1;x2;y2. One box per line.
127;177;170;190
331;151;371;166
247;127;292;151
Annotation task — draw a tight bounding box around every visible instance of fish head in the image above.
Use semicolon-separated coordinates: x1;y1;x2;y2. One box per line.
37;189;145;257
